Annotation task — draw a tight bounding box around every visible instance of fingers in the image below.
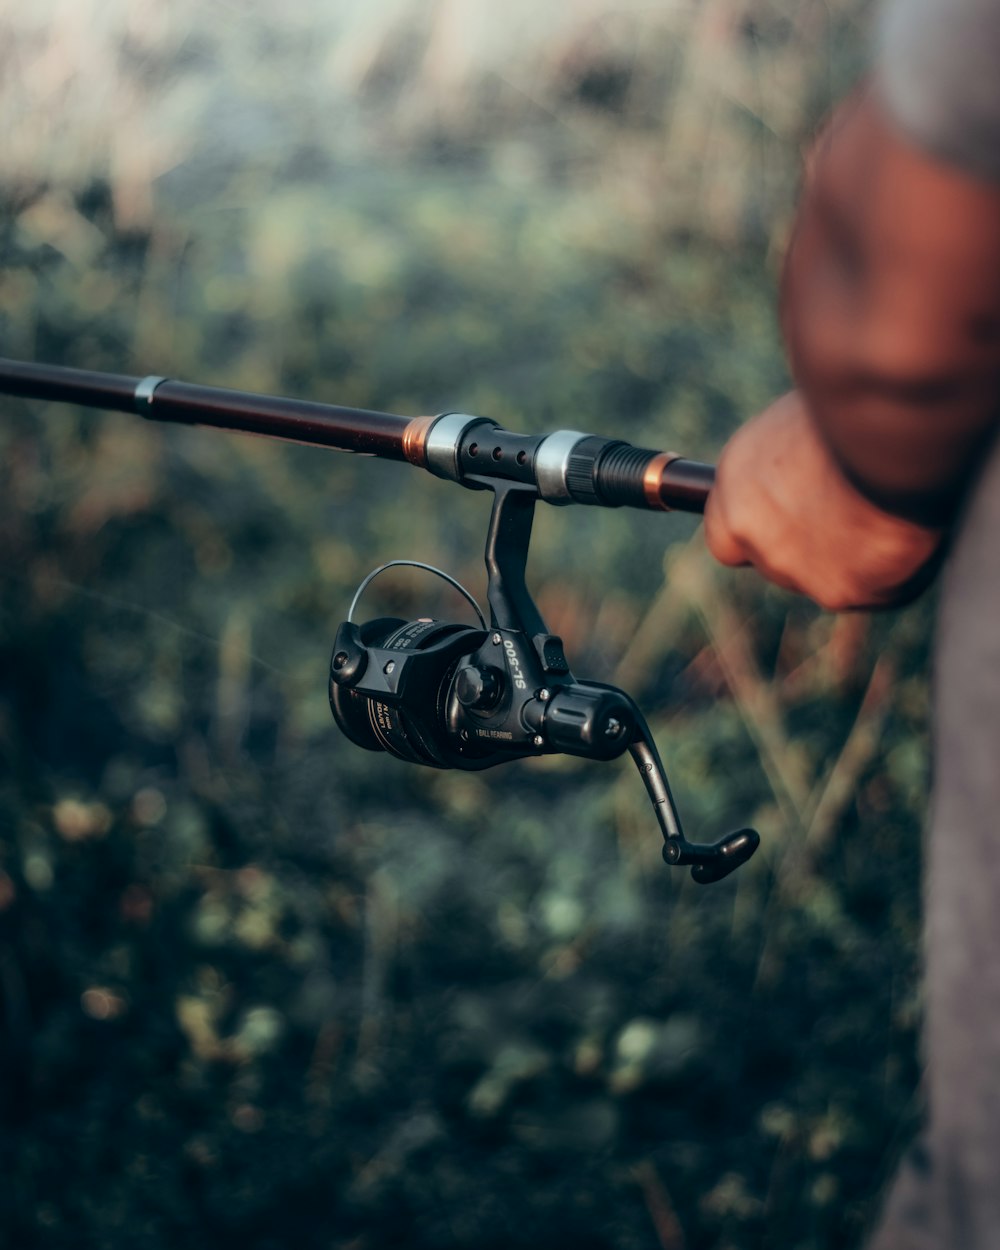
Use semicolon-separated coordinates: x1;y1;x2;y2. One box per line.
702;395;853;604
703;473;750;568
705;494;806;595
703;503;748;567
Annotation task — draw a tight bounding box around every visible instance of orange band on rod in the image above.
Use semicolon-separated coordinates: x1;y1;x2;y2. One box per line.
402;416;436;467
643;451;682;511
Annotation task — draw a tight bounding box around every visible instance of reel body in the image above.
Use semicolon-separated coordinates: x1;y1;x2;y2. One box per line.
330;482;759;885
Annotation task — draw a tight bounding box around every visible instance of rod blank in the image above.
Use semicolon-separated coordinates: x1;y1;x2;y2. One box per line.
0;356;713;512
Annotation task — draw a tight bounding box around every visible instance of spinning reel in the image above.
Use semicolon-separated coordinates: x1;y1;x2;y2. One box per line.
330;481;760;884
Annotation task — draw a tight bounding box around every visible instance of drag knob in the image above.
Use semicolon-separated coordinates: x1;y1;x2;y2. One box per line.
455;664;503;711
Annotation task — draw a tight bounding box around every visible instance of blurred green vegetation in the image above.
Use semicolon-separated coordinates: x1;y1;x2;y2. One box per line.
0;4;929;1248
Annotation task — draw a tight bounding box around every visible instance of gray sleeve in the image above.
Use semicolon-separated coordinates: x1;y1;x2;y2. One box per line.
879;0;1000;180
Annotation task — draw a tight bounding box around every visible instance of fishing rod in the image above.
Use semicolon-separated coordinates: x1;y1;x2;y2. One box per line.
0;356;759;884
0;356;713;512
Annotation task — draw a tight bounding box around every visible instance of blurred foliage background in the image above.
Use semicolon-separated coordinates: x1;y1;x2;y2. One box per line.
0;2;931;1247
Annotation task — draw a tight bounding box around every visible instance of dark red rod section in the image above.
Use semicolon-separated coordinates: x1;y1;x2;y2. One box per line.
657;458;714;512
0;356;412;460
145;381;412;459
0;356;141;413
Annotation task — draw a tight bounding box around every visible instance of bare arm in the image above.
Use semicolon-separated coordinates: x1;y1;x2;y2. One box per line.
783;85;1000;525
705;86;1000;610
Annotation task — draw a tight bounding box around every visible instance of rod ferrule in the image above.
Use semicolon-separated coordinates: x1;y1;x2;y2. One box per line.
133;375;167;415
642;451;682;509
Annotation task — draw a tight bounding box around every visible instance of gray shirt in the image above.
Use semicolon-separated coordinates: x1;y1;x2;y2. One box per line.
869;3;1000;1247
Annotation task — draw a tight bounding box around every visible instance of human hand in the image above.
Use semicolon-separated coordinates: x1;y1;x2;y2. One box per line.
703;391;946;611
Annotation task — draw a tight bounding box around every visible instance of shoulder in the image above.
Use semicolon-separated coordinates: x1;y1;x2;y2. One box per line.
878;0;1000;181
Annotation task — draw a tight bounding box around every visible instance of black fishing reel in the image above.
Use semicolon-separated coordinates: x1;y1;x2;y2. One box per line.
329;481;759;884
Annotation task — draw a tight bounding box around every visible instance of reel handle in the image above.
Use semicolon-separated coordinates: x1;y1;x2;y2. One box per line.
628;723;759;884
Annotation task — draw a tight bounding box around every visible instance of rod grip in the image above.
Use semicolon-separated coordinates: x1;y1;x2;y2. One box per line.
656;457;715;513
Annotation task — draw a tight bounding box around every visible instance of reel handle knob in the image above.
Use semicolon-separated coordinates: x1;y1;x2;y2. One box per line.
629;719;760;885
663;827;760;884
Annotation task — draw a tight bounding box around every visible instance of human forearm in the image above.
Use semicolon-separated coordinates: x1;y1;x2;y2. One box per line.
781;87;1000;525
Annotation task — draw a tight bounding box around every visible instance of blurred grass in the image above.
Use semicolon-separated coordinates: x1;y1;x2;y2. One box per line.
0;3;930;1249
